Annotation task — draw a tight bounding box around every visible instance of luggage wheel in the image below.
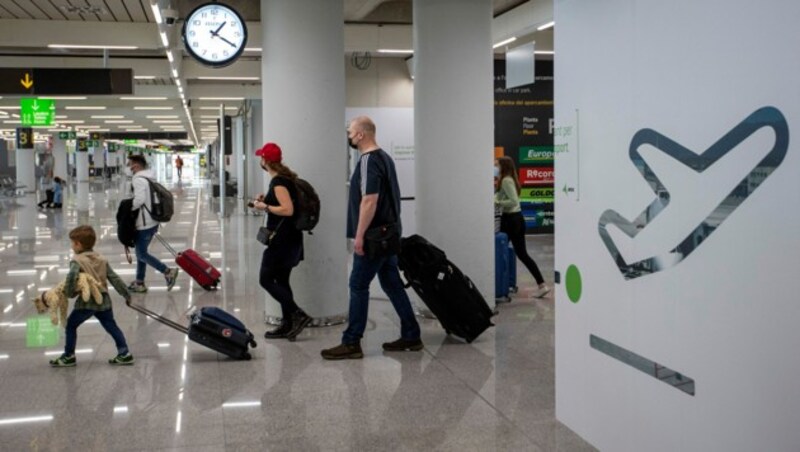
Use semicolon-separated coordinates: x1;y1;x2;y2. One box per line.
249;340;258;348
287;336;297;343
242;352;252;360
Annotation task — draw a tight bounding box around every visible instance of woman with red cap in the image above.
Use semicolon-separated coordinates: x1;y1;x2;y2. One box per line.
251;142;312;340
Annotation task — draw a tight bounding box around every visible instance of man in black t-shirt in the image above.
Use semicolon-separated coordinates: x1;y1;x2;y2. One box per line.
321;116;422;360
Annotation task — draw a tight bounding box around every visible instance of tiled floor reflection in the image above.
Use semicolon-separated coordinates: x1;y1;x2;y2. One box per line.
0;176;594;451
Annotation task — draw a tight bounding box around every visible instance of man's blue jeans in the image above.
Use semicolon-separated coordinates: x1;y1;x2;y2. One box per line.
64;308;129;356
135;226;167;282
342;253;420;345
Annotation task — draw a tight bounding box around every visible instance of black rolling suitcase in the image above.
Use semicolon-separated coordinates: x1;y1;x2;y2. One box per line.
398;235;494;343
126;300;257;360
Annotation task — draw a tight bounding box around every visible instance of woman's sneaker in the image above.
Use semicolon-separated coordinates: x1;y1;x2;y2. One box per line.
109;353;134;365
286;310;312;342
49;355;76;367
264;322;292;339
128;282;148;293
532;285;551;298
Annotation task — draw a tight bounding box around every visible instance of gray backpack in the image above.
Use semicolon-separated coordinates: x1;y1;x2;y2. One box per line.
142;178;174;223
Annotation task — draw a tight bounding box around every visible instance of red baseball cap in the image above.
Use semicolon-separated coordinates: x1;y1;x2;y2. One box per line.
255;142;282;162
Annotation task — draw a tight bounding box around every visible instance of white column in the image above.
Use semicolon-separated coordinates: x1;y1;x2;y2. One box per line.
52;137;68;180
413;0;495;304
75;148;90;212
246;100;264;200
75;150;89;183
234;115;245;200
15;134;35;194
261;0;347;322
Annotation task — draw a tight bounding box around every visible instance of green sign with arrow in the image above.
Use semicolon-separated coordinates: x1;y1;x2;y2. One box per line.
20;98;54;126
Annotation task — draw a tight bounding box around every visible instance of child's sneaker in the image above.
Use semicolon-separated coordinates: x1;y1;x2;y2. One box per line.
109;353;134;365
164;268;179;292
128;282;148;293
49;355;76;367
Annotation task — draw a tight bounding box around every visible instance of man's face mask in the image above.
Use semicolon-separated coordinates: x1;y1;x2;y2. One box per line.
347;131;359;150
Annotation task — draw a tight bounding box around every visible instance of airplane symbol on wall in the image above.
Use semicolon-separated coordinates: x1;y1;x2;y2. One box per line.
598;106;789;280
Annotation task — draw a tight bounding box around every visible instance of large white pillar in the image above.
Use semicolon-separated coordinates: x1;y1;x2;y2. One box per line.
413;0;495;304
246;100;264;200
75;149;89;182
75;148;89;212
261;0;347;323
15;131;35;194
52;137;68;180
234;115;245;200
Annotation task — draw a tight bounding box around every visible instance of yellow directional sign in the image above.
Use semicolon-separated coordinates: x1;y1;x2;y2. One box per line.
20;73;33;89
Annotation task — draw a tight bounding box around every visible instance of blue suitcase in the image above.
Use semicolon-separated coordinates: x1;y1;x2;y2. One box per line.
507;245;518;293
126;301;257;360
495;233;511;300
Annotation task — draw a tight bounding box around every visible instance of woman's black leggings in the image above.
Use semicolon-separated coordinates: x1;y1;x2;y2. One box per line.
500;212;545;285
259;263;299;322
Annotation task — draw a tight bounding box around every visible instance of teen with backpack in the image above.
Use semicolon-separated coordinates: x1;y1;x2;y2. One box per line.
125;154;179;293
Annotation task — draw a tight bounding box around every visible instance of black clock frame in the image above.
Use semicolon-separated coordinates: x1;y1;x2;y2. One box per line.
182;1;249;68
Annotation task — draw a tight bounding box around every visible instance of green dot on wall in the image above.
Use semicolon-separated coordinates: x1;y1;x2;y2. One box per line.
565;264;582;303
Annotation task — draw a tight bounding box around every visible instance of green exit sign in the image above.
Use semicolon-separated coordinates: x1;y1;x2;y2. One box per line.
124;139;137;144
58;131;76;139
20;98;54;126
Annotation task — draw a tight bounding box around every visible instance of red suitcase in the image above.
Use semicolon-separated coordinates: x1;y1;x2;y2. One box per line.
156;234;220;290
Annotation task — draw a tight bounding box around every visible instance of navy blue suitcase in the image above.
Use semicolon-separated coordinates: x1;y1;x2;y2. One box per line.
189;307;257;360
126;301;257;360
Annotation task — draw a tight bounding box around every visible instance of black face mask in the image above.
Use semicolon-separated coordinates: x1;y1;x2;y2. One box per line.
347;135;358;150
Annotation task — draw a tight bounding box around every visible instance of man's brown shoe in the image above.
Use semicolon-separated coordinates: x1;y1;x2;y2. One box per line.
321;342;363;360
382;338;424;352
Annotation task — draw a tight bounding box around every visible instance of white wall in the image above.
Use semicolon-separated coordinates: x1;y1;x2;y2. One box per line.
346;57;414;108
554;1;800;451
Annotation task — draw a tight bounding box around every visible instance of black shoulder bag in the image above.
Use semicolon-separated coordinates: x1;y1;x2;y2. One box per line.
363;177;401;259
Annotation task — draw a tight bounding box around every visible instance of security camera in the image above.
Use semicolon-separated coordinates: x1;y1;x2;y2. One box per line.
163;8;178;25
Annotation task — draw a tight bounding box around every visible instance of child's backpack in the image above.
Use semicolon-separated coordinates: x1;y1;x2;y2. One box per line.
294;178;321;232
143;178;174;223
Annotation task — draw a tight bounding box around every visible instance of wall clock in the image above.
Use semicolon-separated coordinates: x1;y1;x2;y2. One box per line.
182;2;248;68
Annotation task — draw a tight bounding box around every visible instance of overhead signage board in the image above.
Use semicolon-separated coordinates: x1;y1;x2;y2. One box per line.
0;68;133;95
20;98;54;126
58;131;76;140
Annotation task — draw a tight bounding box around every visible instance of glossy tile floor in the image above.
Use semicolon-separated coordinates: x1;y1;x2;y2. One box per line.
0;173;594;451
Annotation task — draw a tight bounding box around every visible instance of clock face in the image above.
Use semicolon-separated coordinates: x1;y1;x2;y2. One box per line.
182;2;248;68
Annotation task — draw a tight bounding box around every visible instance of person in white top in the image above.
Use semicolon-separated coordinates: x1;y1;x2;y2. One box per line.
126;154;178;293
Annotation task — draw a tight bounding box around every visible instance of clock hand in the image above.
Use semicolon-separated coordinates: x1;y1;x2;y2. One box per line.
215;34;238;48
211;21;227;36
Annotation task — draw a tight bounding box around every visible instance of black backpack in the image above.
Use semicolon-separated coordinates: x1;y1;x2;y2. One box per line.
116;198;138;248
142;177;174;223
293;178;320;232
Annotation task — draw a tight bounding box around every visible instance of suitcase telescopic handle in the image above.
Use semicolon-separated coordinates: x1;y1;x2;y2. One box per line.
125;298;189;334
154;233;178;258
